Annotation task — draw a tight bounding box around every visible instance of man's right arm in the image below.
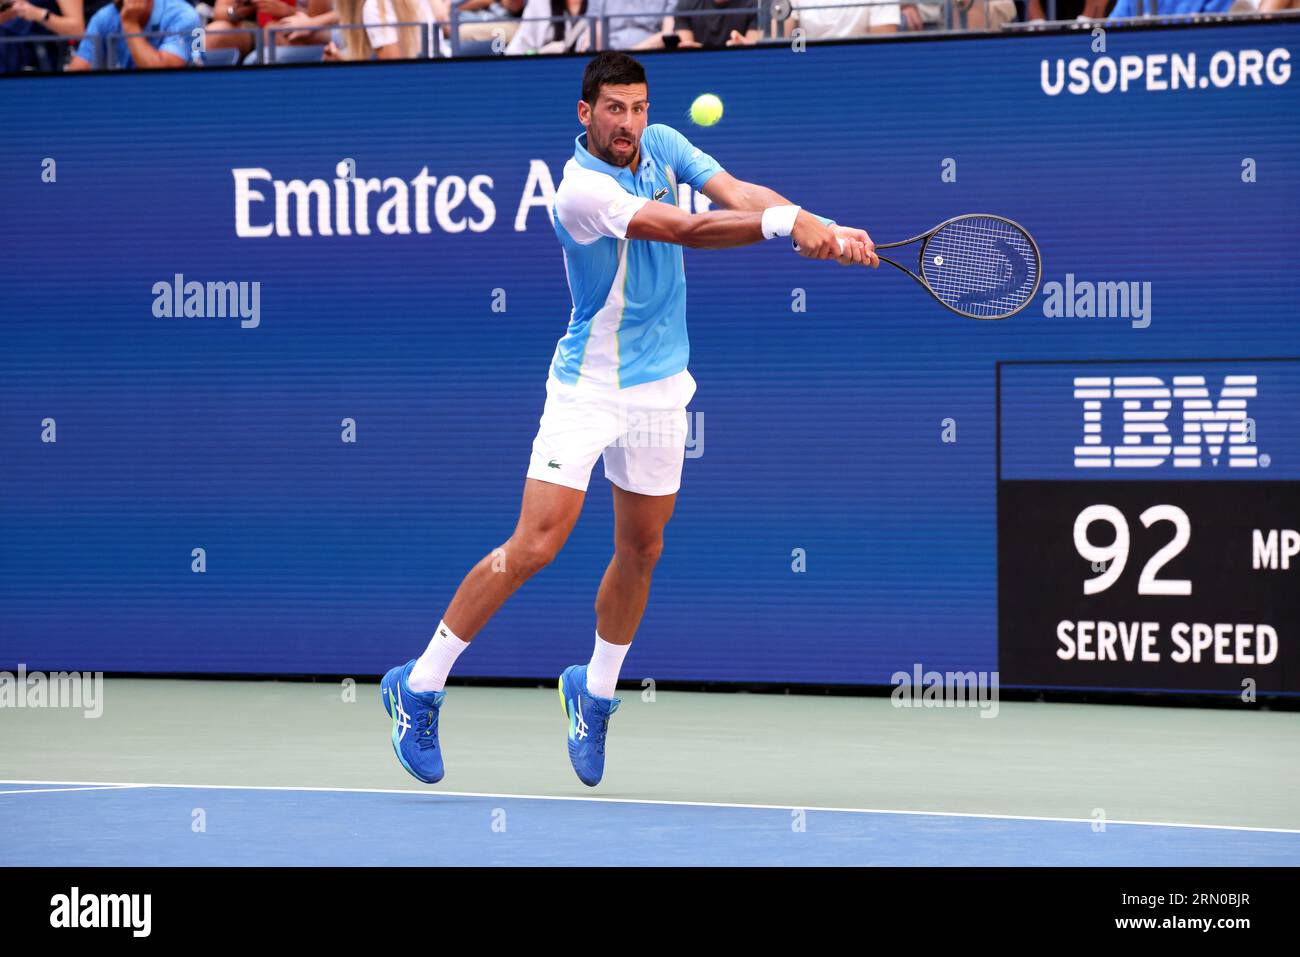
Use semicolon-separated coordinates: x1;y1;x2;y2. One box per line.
555;170;866;263
626;200;858;262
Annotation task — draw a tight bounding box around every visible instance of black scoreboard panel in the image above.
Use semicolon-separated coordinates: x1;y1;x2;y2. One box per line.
997;360;1299;695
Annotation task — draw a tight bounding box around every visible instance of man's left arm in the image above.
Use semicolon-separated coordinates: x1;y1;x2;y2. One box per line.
700;171;877;265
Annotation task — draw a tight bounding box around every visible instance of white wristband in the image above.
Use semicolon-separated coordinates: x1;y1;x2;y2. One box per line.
761;205;801;240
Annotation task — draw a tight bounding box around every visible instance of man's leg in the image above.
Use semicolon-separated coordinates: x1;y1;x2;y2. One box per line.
446;477;586;639
407;477;584;691
202;16;256;55
584;484;677;697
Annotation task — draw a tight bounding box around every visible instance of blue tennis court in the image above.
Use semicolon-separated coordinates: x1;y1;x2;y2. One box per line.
4;780;1298;867
4;677;1299;867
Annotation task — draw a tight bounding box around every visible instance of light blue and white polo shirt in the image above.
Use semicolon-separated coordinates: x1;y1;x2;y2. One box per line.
73;0;199;69
550;123;723;396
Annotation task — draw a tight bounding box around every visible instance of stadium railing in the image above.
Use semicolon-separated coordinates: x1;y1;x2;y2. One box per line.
296;15;602;59
2;3;1297;72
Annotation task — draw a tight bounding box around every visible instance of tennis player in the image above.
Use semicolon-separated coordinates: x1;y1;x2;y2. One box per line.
382;50;878;787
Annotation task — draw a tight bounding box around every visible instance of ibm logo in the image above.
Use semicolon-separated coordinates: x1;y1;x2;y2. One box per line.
1074;375;1262;469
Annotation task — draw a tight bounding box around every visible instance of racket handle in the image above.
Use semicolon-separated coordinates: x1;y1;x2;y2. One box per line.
791;236;847;254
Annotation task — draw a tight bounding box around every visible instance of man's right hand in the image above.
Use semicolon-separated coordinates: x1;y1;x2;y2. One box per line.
831;225;878;268
119;0;151;29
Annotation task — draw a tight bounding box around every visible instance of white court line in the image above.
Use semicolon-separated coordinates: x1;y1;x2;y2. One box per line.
3;778;1297;836
0;784;151;796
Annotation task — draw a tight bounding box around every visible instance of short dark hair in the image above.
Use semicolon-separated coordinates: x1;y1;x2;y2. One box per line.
581;52;647;107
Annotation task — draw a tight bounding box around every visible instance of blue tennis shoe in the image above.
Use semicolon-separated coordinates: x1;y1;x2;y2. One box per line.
381;659;446;784
558;664;620;787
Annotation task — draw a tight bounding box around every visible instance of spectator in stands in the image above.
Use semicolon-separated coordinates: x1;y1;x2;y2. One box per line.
897;0;1019;30
2;0;84;36
206;0;337;57
506;0;594;53
65;0;198;68
650;0;759;48
203;2;254;54
900;2;938;28
456;0;519;24
1022;0;1111;19
328;0;449;58
781;0;901;38
1;0;83;72
454;0;497;17
594;0;671;49
956;0;1017;26
457;0;525;44
1107;0;1232;13
1215;0;1300;12
278;0;342;42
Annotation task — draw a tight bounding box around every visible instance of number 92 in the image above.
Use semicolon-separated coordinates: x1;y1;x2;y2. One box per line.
1072;504;1191;597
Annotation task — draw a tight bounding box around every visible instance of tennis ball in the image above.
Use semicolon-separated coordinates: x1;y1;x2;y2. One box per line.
689;93;723;127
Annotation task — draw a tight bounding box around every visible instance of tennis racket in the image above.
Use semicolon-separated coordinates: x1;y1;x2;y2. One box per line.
794;214;1042;320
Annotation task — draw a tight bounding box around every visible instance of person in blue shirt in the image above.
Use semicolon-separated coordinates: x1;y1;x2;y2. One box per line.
1108;0;1234;15
379;51;879;792
67;0;198;69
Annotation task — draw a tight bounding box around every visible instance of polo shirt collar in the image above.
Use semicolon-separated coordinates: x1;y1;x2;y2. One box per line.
574;131;641;185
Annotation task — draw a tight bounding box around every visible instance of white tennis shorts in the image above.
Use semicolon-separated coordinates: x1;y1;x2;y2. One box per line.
525;369;698;497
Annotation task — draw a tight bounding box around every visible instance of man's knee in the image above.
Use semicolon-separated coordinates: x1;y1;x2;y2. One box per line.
617;536;663;570
505;531;567;576
202;22;253;50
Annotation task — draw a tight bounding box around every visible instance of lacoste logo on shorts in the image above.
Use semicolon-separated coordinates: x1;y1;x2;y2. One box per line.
548;459;561;469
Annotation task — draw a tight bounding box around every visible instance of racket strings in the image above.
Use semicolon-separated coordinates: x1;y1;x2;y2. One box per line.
921;217;1038;318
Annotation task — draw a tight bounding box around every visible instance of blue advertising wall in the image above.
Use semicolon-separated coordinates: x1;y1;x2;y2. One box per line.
1;22;1297;690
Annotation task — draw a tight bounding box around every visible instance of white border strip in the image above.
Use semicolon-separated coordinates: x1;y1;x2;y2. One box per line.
1;778;1297;835
0;784;150;796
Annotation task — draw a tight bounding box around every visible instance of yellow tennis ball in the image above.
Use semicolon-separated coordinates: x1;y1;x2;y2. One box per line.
689;93;723;127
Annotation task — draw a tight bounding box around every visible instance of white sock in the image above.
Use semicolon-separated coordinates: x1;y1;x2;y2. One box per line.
409;620;469;693
586;631;630;699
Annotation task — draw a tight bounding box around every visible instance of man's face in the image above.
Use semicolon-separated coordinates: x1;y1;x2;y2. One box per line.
579;83;649;169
